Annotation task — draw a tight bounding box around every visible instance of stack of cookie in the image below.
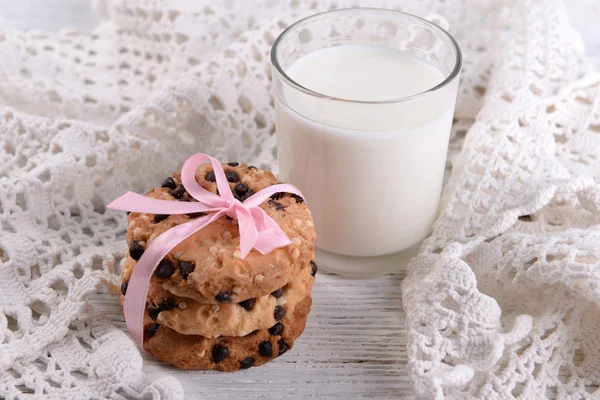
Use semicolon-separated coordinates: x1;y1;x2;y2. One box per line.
120;162;317;371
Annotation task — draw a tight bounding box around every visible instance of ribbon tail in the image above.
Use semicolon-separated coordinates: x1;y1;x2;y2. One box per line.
107;191;153;212
251;208;292;254
107;191;213;215
123;211;225;349
236;206;258;259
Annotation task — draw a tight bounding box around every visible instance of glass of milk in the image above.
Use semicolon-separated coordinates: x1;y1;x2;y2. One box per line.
271;8;462;276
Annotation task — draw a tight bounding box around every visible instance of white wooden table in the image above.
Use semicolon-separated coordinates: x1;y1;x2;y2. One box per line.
1;1;598;399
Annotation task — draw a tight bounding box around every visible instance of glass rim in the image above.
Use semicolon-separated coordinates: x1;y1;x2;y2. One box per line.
270;7;463;105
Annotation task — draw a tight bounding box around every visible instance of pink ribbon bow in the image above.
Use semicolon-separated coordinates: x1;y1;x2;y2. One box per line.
107;153;303;349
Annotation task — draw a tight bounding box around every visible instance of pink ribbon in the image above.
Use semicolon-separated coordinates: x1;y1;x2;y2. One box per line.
107;153;303;349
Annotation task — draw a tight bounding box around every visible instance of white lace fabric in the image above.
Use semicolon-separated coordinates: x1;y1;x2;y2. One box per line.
0;0;598;399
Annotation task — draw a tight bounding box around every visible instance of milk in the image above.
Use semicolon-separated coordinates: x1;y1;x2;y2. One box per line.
274;44;458;259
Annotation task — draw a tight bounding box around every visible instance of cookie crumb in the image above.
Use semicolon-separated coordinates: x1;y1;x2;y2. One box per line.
291;248;300;259
195;349;206;358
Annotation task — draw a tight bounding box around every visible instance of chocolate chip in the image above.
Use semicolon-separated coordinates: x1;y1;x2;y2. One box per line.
274;306;286;321
233;183;249;200
258;341;273;357
245;330;259;337
120;281;128;295
271;288;284;298
155;259;175;279
310;260;318;276
291;194;304;204
178;261;195;279
129;241;145;260
171;185;186;199
227;162;239;167
146;304;160;320
161;177;177;190
240;189;254;202
225;170;240;183
205;171;216;182
269;322;284;336
518;215;533;222
277;339;290;356
248;165;257;170
269;192;304;203
240;357;254;369
216;291;233;303
212;345;229;364
146;323;160;339
159;298;177;311
234;183;249;195
239;298;256;311
269;200;285;211
154;214;169;223
187;212;206;219
177;197;191;202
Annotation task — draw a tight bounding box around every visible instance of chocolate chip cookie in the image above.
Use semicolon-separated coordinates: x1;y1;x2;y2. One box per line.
123;162;316;304
123;257;315;338
144;296;312;371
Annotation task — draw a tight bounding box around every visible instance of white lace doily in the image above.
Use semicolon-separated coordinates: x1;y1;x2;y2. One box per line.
0;0;599;399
